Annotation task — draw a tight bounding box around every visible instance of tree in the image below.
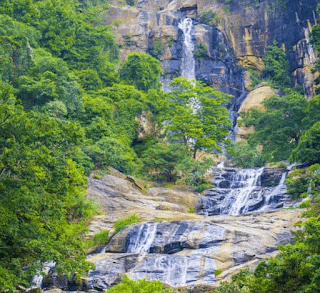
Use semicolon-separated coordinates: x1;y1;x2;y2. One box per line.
119;52;162;92
260;41;291;88
291;122;320;165
140;143;190;182
163;78;231;159
242;91;308;161
17;48;83;114
0;95;95;291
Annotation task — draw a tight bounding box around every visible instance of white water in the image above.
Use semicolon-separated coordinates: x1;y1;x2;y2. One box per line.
127;223;158;253
199;166;290;216
228;168;264;215
178;18;196;80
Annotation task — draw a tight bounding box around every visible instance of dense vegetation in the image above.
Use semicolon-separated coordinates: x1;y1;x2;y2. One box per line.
232;34;320;167
1;0;320;291
0;0;231;290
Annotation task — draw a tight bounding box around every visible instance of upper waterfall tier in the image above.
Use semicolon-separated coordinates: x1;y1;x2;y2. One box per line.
178;18;196;80
198;167;290;216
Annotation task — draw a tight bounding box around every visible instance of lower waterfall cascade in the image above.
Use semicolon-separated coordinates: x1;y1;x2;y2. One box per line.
37;165;300;291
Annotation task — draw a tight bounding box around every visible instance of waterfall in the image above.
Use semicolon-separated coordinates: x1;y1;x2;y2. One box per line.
178;18;196;80
198;167;290;216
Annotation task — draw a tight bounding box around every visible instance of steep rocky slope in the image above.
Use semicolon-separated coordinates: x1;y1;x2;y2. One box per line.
40;167;302;292
107;0;318;98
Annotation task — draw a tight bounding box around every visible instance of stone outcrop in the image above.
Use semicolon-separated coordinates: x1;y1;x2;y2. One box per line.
107;0;318;98
87;172;203;236
88;209;300;291
235;85;277;141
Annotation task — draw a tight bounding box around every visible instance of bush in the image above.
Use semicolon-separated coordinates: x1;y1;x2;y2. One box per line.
285;169;309;200
113;214;140;233
106;275;171;292
194;43;208;60
228;141;268;168
140;143;191;182
200;10;221;26
83;230;110;249
85;136;137;174
291;122;320;165
153;38;165;59
298;199;311;209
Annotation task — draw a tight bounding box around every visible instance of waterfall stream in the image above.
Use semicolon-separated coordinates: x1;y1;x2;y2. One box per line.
198;166;290;216
178;18;196;80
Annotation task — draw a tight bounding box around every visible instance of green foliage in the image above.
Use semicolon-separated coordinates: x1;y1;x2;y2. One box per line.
242;91;308;162
194;43;208;60
119;52;162;92
0;96;96;290
153;38;165;59
200;10;221;26
291;122;320;165
140;143;191;182
18;48;83;113
175;156;215;189
286;164;320;200
260;41;291;89
106;275;171;292
83;230;110;249
228;141;268;168
215;269;223;277
298;199;311;209
85;137;137;174
189;207;196;213
113;214;140;233
164;77;231;159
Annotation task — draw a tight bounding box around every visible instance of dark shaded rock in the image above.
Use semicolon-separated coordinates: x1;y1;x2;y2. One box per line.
260;168;286;187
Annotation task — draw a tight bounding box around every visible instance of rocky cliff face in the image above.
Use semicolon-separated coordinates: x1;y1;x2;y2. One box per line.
107;0;318;98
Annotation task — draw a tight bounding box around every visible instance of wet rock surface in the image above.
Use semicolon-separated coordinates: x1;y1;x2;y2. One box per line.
198;167;291;216
88;210;300;290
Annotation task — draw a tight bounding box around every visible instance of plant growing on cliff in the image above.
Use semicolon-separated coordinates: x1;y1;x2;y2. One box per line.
106;275;172;292
228;141;268;168
113;214;140;233
200;10;221;26
260;41;291;89
152;37;165;59
194;43;208;60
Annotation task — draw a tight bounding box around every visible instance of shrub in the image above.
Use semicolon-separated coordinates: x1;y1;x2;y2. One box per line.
189;207;196;213
298;200;311;209
113;214;140;233
228;141;268;168
83;230;110;249
200;10;221;26
194;43;208;60
153;38;165;58
106;275;171;292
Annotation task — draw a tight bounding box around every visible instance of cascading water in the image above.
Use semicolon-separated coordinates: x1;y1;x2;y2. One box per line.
198;166;290;216
178;18;196;80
